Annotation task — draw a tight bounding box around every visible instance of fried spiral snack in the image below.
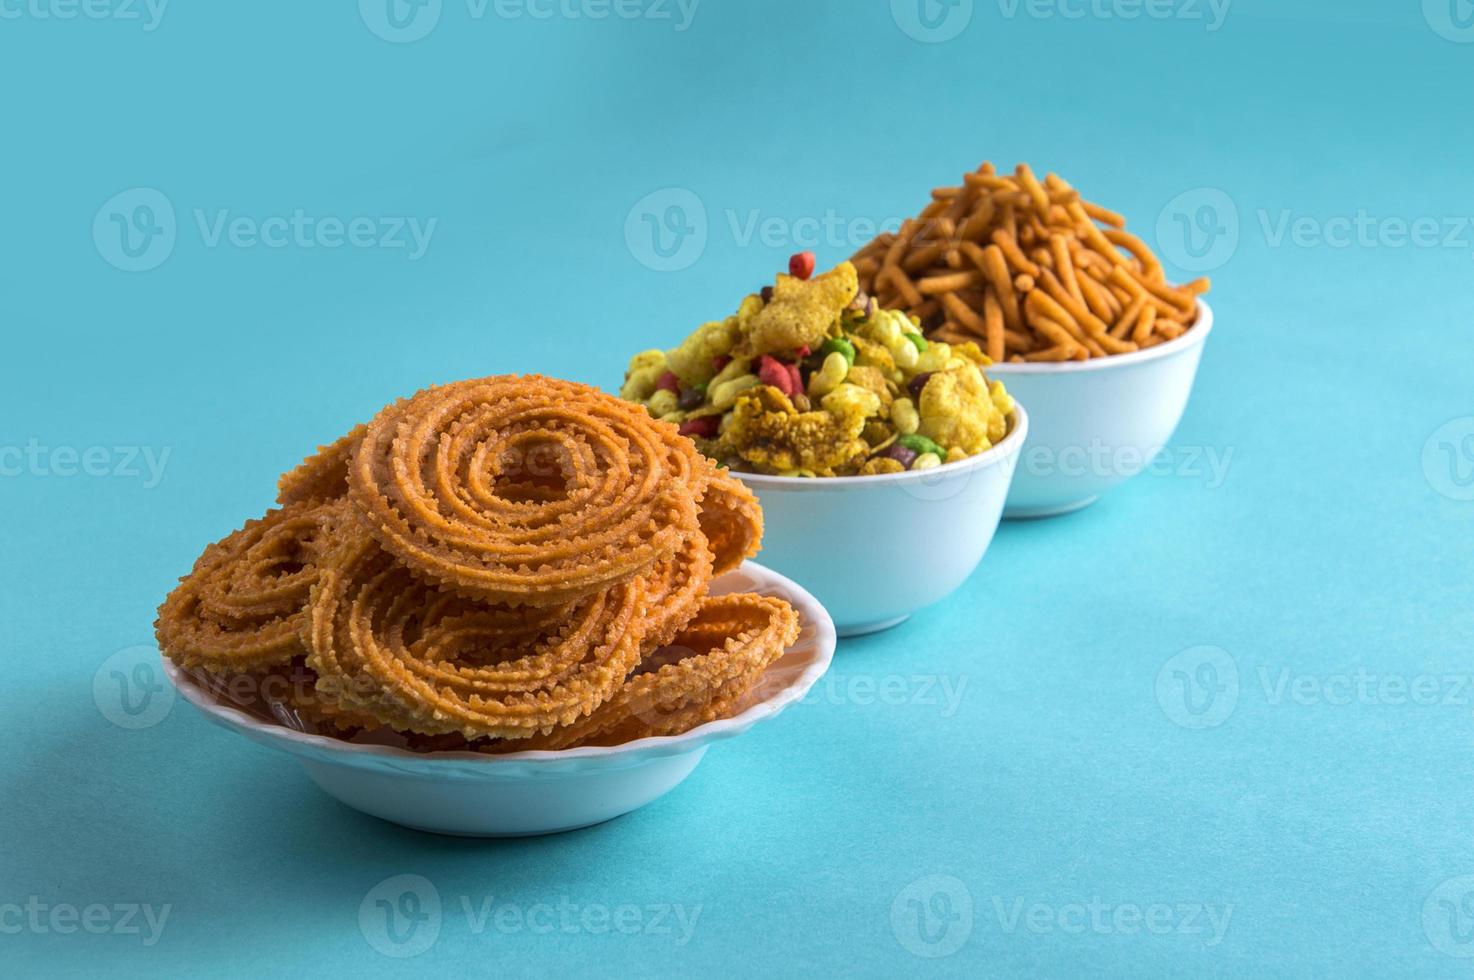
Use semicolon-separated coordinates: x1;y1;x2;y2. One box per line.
155;500;350;673
491;593;799;751
306;535;650;740
157;374;799;753
349;376;716;606
277;424;367;505
190;658;383;733
697;468;764;576
636;530;715;655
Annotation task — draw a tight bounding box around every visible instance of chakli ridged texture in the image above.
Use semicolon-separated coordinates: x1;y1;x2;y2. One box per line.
276;424;367;506
306;534;654;739
696;469;765;576
490;593;799;752
155;500;351;673
157;375;787;750
349;375;717;606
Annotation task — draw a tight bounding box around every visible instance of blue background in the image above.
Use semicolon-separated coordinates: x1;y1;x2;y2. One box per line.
3;1;1472;976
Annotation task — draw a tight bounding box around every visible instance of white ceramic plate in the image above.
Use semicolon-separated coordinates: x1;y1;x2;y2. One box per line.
163;561;836;837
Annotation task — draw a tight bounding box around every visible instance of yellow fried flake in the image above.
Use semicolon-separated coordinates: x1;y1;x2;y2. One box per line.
741;262;858;356
843;364;893;413
719;386;869;474
621;349;669;402
918;364;1006;455
667;320;741;386
849;333;897;379
861;456;905;475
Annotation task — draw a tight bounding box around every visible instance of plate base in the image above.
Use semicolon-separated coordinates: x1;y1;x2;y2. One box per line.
395;817;623;838
837;615;910;638
1004;494;1102;521
300;748;706;838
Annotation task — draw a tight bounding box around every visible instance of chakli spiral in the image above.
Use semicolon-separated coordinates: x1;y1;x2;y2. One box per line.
156;375;785;749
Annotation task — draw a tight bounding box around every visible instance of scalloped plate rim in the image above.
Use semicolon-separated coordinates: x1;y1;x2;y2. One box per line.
163;560;836;776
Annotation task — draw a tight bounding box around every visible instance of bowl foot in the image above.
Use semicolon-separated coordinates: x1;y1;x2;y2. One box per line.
1003;494;1101;521
297;747;707;837
393;816;623;838
837;614;910;638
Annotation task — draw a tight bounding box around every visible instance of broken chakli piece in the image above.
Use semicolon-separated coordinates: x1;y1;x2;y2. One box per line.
155;375;795;753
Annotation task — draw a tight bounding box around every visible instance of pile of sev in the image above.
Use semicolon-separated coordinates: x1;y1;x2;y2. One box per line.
852;162;1209;362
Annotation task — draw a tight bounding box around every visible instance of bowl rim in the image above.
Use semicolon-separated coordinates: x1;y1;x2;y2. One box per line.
162;560;836;768
985;299;1213;376
733;400;1029;490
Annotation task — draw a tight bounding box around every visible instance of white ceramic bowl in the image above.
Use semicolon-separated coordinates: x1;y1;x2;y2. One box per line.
163;562;835;838
988;300;1214;519
733;404;1027;637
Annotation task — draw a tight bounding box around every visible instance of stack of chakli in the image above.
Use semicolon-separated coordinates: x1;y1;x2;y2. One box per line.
155;375;798;751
